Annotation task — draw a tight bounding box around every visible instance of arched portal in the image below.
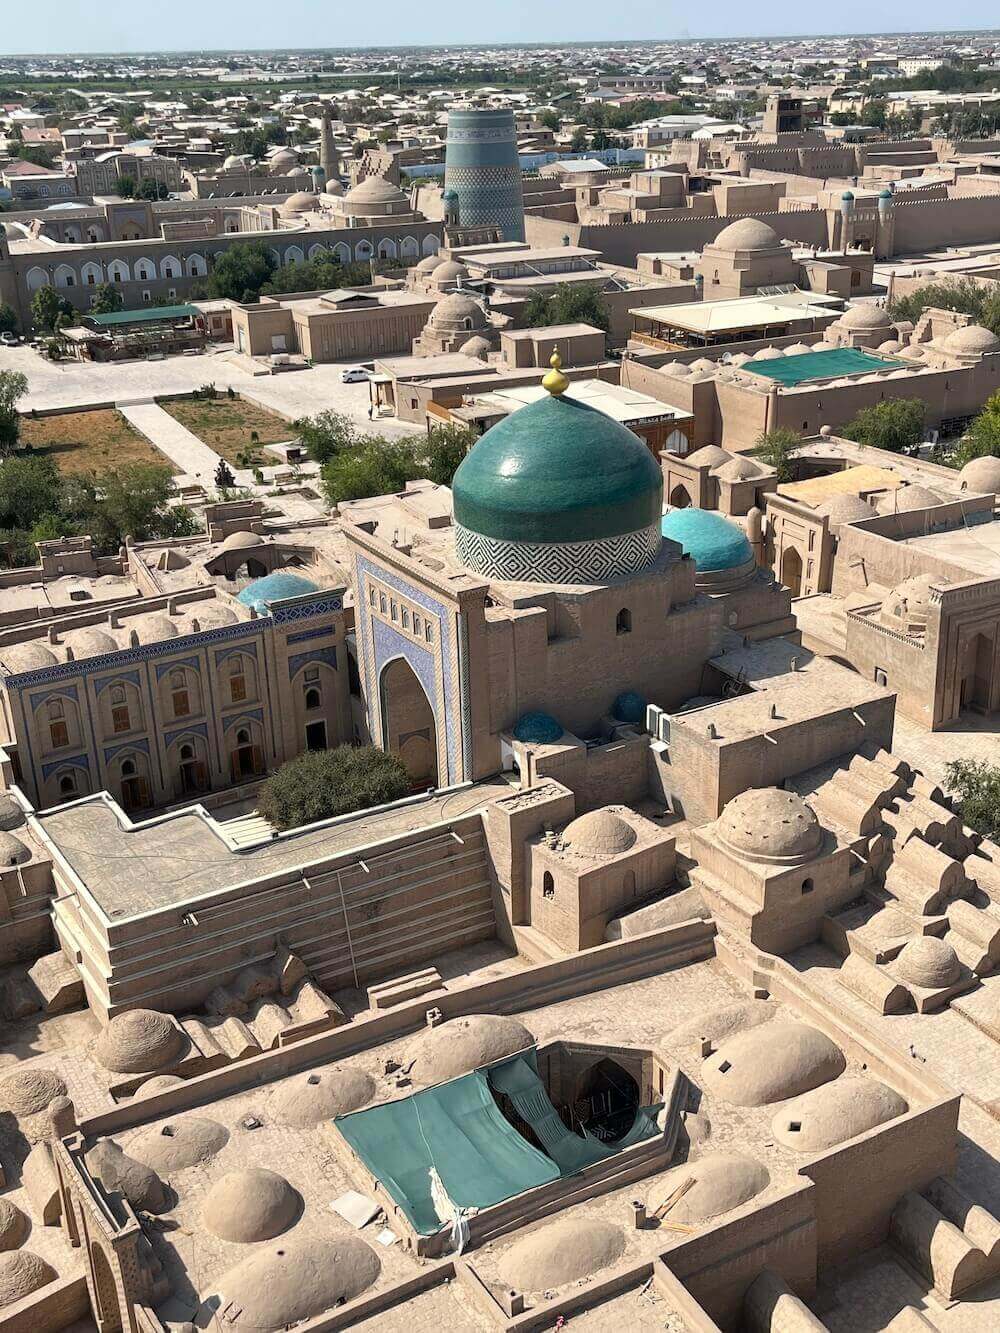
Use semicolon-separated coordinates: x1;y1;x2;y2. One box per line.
379;657;438;787
780;545;803;598
669;484;691;509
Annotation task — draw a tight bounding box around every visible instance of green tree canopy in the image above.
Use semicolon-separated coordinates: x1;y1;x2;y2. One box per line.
0;455;61;529
753;427;801;482
201;241;277;302
0;303;19;335
89;283;124;316
321;436;421;506
0;369;28;457
62;463;197;551
956;390;1000;467
134;177;170;200
30;287;75;334
522;283;610;333
258;745;411;830
945;759;1000;837
888;277;1000;335
294;410;358;465
841;398;926;455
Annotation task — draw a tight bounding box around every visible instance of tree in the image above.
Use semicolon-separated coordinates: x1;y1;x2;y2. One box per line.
62;464;197;552
0;455;61;528
30;286;75;334
134;177;170;201
956;390;1000;467
754;427;801;482
89;283;123;316
294;410;358;465
201;241;277;302
569;127;589;152
591;129;613;151
0;369;28;457
258;745;411;830
422;422;475;485
116;174;137;198
320;437;420;506
214;459;236;489
842;399;926;455
522;283;610;333
539;110;560;131
944;759;1000;837
0;303;18;335
888;278;1000;335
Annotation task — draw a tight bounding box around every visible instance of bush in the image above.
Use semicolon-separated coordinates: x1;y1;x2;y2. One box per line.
841;399;926;455
954;390;1000;467
944;759;1000;837
753;427;801;482
258;745;411;830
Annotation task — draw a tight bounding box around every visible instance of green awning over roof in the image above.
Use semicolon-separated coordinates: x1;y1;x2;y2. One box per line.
88;304;200;328
334;1048;662;1235
743;347;904;386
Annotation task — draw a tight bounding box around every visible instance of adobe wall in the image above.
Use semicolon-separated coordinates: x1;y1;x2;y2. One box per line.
525;210;828;269
891;195;1000;253
831;515;976;599
799;1100;959;1267
666;1183;818;1329
0;1276;90;1333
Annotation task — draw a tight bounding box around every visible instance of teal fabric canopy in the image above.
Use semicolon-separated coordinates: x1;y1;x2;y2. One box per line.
335;1048;662;1235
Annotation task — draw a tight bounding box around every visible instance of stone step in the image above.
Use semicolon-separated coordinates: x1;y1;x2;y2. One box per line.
367;967;443;1011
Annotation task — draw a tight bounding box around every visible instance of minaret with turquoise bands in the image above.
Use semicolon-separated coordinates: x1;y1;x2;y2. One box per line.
444;107;525;243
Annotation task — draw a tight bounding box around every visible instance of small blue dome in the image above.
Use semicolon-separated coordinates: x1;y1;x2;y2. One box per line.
237;572;320;614
612;691;647;726
661;509;753;572
841;190;854;201
513;712;563;744
878;188;893;200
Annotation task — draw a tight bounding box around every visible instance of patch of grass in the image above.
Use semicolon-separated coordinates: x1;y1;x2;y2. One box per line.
18;409;177;475
161;396;293;465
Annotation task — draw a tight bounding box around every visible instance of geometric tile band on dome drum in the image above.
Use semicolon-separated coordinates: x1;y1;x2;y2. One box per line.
455;522;662;585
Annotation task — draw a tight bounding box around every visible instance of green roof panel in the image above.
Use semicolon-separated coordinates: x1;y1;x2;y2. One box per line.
743;347;904;386
88;304;200;327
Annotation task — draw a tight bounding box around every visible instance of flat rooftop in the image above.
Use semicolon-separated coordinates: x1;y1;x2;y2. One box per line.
901;517;1000;580
36;778;512;919
470;378;693;426
744;346;904;386
631;290;842;334
777;463;904;506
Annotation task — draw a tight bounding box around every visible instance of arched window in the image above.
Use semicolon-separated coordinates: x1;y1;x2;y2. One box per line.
170;670;190;718
305;687;321;711
121;758;136;778
616;608;632;635
110;685;131;734
542;871;555;898
180;743;194;760
59;772;77;797
229;658;247;703
47;699;68;750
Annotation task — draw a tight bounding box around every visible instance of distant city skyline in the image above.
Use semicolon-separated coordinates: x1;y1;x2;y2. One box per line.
3;6;1000;57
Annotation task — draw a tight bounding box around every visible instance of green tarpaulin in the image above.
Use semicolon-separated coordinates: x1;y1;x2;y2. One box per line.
335;1047;662;1235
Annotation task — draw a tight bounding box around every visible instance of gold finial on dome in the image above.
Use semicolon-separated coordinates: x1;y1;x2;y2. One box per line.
542;347;569;397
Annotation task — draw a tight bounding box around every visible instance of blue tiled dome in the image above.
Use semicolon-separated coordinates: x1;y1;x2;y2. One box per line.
661;509;753;572
612;691;647;726
513;712;563;744
237;572;319;614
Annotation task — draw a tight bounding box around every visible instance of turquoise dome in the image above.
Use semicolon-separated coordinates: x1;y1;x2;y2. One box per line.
237;572;319;614
612;691;647;726
661;509;752;572
513;712;563;744
452;393;663;546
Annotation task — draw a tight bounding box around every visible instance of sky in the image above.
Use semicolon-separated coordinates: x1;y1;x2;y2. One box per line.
3;3;999;55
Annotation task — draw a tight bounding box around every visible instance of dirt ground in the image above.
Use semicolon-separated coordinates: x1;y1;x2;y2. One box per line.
160;395;294;464
18;408;176;475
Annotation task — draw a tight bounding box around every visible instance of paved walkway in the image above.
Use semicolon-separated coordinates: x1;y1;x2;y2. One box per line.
117;400;225;486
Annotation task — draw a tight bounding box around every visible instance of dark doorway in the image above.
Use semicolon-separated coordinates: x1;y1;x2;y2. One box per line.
572;1058;640;1144
305;719;328;751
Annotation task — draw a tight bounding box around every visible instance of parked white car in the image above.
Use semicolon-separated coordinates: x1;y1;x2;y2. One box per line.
341;366;371;383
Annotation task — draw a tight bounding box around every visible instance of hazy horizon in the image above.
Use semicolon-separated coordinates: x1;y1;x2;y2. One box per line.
3;5;1000;59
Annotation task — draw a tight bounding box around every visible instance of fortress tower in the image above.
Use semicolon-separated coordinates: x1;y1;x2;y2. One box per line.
444;107;525;243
